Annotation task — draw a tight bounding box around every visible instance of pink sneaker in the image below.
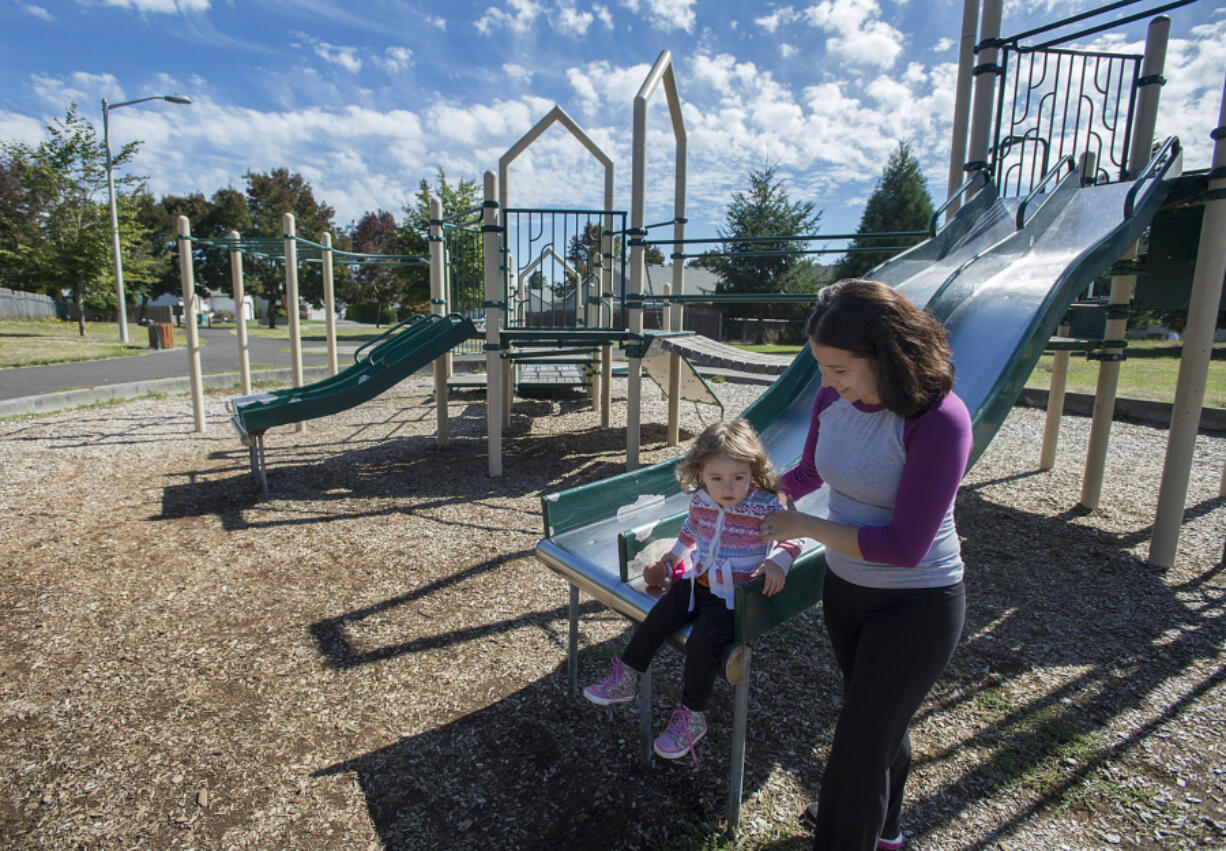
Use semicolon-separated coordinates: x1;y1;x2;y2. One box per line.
877;832;904;850
653;706;707;767
582;656;637;705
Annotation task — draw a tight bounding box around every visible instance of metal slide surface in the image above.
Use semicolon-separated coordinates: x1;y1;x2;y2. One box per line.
229;313;476;435
536;141;1181;645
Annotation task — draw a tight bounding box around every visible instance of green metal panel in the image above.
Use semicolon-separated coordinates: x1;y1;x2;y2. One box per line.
734;549;828;646
1134;173;1224;311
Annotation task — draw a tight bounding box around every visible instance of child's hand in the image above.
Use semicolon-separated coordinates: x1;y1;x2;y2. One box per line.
751;559;786;596
643;555;678;589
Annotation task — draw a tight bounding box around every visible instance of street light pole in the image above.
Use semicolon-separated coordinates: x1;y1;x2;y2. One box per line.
101;94;191;344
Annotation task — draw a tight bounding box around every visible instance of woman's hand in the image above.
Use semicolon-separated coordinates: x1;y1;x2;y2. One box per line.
760;510;811;543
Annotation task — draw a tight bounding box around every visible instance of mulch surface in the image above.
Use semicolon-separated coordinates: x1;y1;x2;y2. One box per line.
1;377;1223;850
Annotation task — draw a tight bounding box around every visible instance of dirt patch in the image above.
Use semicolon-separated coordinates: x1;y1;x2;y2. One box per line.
1;377;1223;849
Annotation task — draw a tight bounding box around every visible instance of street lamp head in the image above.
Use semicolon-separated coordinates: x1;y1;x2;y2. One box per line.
163;95;192;105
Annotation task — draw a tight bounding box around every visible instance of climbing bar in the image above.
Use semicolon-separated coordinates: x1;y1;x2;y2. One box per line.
626;292;822;305
664;245;918;261
635;230;927;247
997;0;1196;51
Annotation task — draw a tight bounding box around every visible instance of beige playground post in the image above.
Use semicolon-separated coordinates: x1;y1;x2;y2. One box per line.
665;137;688;447
483;171;503;477
282;213;306;433
1039;152;1099;469
627;49;687;470
1079;16;1169;511
945;0;981;219
429;195;451;448
176;216;206;433
1149;72;1226;566
228;230;252;396
963;0;1003;194
498;105;615;422
321;231;338;376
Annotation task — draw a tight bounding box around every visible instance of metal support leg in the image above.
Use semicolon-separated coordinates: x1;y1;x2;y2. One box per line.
249;433;268;495
640;666;653;763
726;646;751;827
568;584;579;699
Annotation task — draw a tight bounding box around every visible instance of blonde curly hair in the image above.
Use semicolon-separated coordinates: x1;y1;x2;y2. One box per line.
675;419;780;496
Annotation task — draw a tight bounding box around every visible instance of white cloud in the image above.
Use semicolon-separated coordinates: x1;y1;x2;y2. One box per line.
504;63;534;85
32;71;124;107
557;3;595;36
566;60;653;116
381;46;413;74
932;37;954;52
594;3;613;28
426;15;446;29
23;4;54;21
94;0;210;12
311;41;363;73
475;0;543;35
0;111;50;145
755;6;797;34
802;0;903;69
781;43;797;59
622;0;696;33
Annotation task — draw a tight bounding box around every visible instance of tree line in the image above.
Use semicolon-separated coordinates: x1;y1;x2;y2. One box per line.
0;103;936;336
0;105;480;333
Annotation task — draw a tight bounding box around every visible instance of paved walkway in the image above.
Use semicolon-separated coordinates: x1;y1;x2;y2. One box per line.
0;325;359;402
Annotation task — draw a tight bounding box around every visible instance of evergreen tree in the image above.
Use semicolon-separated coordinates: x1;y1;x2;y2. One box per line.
835;142;934;280
708;165;823;321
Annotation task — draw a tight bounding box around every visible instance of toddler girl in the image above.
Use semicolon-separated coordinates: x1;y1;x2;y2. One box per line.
583;419;800;764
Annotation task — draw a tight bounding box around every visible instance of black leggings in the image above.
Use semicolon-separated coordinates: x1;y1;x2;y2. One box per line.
813;570;965;851
620;578;733;712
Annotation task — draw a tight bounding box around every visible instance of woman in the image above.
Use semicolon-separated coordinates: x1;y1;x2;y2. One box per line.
762;279;973;851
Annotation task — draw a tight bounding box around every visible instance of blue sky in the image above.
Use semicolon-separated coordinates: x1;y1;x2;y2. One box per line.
1;0;1222;240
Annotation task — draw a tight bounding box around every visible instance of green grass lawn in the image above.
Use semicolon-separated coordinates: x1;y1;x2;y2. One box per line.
0;319;148;368
238;319;385;342
1025;340;1226;409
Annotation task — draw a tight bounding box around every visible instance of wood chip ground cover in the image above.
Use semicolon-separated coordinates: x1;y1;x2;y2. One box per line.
1;377;1223;850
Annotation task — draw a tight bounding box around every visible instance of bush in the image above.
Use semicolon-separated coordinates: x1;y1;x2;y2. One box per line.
211;310;235;324
345;303;398;324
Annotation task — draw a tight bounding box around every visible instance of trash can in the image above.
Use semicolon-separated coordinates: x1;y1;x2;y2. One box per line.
157;322;175;349
147;321;161;349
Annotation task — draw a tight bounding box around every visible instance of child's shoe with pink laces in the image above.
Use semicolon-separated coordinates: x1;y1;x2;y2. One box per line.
582;656;637;705
653;706;707;766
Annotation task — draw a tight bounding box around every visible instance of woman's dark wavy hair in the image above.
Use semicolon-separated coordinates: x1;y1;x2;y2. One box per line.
805;279;954;417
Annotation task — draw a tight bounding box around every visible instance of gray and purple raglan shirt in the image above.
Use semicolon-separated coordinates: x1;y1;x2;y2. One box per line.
780;386;974;590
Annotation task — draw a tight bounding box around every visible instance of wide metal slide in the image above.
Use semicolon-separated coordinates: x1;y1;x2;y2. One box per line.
534;140;1182;824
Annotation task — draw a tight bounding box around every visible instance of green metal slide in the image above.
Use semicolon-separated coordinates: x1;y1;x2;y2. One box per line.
229;312;475;436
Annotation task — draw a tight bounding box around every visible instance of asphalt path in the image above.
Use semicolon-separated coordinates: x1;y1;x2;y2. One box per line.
0;323;363;403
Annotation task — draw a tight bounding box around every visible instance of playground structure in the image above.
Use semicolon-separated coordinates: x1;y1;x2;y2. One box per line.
163;0;1225;822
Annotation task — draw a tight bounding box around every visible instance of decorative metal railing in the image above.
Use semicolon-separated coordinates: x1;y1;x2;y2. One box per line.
991;45;1140;195
502;208;629;330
